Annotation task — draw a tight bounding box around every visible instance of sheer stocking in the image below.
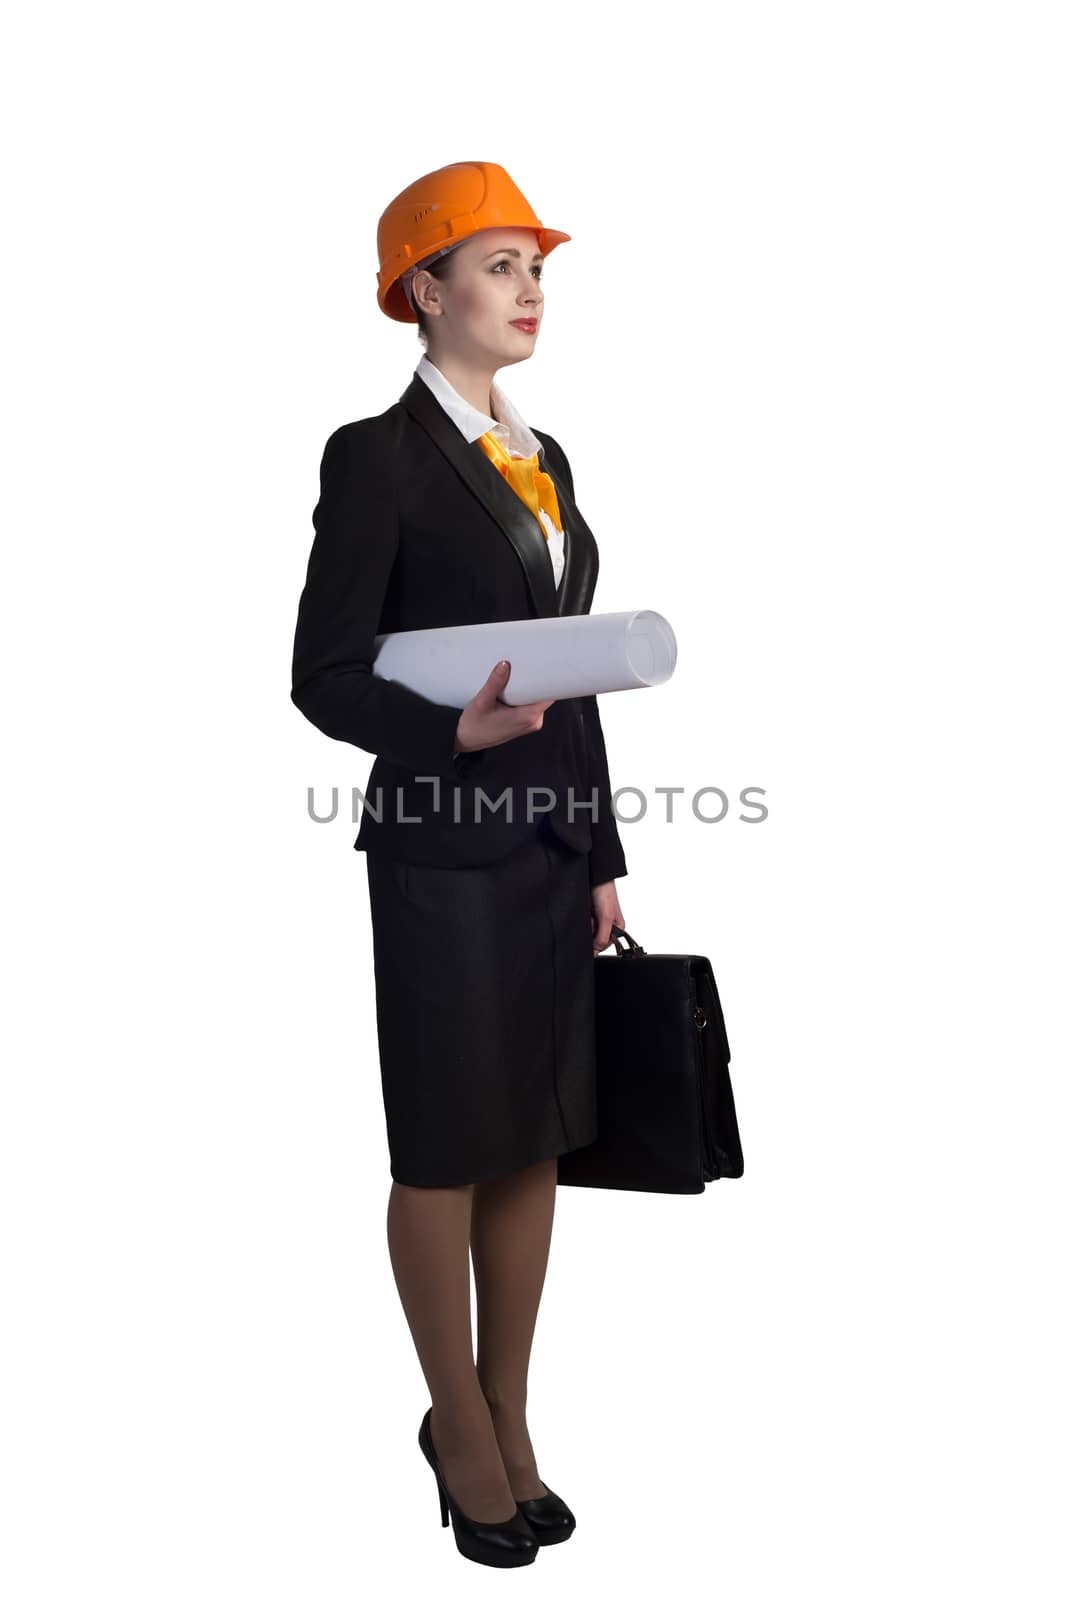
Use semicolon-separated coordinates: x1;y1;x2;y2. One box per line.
471;1156;557;1501
386;1177;516;1522
385;1156;557;1519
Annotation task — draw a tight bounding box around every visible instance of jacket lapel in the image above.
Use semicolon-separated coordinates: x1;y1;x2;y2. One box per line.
399;374;596;620
533;428;598;619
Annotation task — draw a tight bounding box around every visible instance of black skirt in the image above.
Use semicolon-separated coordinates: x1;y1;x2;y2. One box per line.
363;816;599;1186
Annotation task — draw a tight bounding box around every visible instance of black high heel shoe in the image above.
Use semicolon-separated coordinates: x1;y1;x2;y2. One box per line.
513;1482;576;1545
418;1408;538;1568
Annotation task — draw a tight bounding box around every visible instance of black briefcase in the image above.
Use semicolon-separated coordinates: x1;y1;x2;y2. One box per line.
556;926;743;1195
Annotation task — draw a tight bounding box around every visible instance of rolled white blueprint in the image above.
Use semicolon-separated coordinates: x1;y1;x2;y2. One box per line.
372;610;677;709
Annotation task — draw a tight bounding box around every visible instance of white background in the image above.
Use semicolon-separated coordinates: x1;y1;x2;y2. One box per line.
3;2;1065;1595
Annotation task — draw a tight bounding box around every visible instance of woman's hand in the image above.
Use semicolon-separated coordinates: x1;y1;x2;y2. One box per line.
454;660;556;754
590;880;624;955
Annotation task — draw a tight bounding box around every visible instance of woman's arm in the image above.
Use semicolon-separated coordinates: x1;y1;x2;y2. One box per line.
291;421;463;774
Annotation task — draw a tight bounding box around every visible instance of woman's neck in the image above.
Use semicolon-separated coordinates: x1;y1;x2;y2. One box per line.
425;351;495;419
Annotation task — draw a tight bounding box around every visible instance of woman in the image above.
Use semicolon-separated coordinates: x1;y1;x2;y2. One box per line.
290;161;629;1568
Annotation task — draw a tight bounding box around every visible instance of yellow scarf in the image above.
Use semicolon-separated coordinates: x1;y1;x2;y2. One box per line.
477;430;563;539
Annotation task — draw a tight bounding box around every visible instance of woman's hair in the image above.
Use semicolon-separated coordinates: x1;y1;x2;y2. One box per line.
401;229;543;341
410;252;460;347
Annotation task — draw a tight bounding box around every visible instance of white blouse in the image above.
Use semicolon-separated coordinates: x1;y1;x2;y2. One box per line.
414;354;566;590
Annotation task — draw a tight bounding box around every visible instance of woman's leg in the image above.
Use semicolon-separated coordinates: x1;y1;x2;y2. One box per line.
387;1179;516;1522
470;1155;557;1501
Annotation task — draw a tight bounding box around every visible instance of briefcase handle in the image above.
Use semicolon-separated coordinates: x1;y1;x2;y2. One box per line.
605;924;646;956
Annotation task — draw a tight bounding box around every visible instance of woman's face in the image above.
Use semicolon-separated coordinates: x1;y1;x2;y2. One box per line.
415;226;545;368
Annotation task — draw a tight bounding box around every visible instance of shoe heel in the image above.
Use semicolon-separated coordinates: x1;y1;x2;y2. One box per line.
418;1406;537;1568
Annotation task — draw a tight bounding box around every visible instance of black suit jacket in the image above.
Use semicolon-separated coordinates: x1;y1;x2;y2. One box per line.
290;370;628;886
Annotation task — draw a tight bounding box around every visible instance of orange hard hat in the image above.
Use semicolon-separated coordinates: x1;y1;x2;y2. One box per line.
376;161;571;324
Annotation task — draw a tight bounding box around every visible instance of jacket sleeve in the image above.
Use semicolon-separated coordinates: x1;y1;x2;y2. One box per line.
291;421;463;774
542;431;629;889
580;693;629;888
